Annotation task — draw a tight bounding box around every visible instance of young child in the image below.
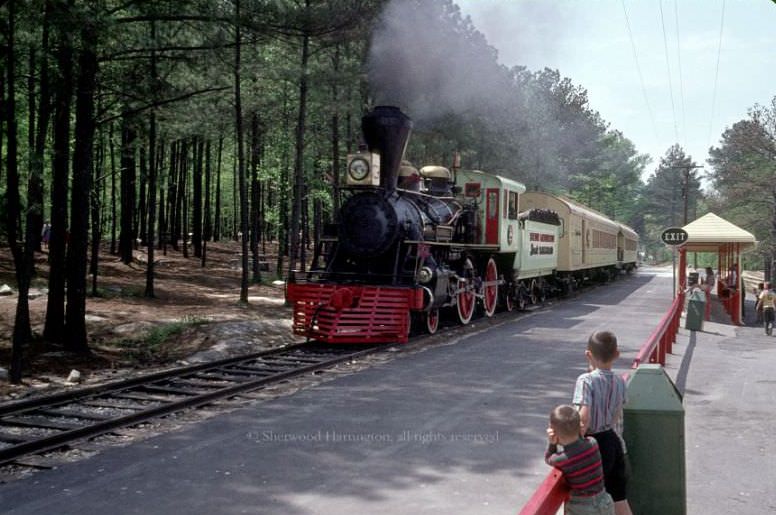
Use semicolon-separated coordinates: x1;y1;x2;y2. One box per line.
573;330;633;515
545;404;614;515
759;283;776;335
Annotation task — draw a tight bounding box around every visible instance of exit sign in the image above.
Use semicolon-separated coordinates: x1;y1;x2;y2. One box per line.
660;227;688;245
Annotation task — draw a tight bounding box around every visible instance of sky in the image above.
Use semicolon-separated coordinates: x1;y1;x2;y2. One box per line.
455;0;776;179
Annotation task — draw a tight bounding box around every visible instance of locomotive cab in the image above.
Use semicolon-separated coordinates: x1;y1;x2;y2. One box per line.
420;165;454;197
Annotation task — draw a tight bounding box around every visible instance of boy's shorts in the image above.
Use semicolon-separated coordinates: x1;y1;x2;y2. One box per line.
590;429;628;502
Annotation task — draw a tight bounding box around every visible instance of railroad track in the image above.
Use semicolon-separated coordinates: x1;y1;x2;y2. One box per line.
0;343;382;468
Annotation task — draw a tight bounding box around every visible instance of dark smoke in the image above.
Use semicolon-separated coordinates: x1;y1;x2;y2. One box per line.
368;0;510;125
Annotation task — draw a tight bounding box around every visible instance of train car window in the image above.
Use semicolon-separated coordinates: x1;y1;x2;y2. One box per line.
465;182;481;198
508;191;518;220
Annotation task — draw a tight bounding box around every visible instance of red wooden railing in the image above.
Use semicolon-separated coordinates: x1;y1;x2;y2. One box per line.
518;291;686;514
517;470;568;515
630;292;684;368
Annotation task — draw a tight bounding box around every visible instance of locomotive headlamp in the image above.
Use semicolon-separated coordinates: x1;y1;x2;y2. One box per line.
348;158;370;181
418;266;434;284
346;152;380;186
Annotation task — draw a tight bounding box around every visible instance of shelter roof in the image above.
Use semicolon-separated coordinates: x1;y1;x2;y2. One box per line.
681;212;757;252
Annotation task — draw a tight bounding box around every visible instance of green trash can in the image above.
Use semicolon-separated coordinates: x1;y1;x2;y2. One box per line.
623;365;686;515
685;290;705;331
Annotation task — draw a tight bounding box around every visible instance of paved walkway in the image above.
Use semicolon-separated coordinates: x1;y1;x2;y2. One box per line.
0;268;773;514
664;294;776;514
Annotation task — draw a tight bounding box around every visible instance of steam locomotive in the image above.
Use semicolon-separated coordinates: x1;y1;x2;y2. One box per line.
286;106;638;343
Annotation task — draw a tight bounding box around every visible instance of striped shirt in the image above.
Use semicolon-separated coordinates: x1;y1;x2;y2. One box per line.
759;290;776;310
572;368;627;435
545;437;606;497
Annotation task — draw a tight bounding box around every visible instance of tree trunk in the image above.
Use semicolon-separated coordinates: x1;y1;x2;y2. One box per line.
330;44;341;215
213;137;223;242
44;0;74;343
90;126;104;296
234;0;249;303
250;111;261;283
175;140;187;253
181;140;189;258
202;139;212;267
137;146;147;245
232;150;237;240
145;110;158;297
28;9;52;259
119;114;136;264
276;87;291;278
166;140;178;252
4;0;32;383
64;19;98;354
109;122;117;254
0;66;4;188
192;136;203;258
289;29;310;274
203;140;212;242
146;20;158;297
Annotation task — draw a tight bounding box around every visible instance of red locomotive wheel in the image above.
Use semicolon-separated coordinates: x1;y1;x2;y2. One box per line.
504;292;514;312
457;257;475;325
425;309;439;334
483;258;498;317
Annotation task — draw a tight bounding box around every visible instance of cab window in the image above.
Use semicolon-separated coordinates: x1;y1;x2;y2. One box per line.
508;191;518;220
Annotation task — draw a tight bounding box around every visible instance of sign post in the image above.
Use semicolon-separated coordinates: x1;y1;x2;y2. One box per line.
661;228;689;297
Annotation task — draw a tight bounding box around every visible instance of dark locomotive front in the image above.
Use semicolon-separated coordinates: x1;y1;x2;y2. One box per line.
323;106;464;284
287;106;477;343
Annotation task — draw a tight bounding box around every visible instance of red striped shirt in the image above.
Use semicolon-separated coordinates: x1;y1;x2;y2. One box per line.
545;436;606;497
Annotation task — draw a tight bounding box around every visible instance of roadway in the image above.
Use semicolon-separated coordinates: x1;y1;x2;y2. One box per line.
1;266;769;514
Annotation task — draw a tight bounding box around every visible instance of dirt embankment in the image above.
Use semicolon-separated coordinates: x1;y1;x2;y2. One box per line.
0;241;301;400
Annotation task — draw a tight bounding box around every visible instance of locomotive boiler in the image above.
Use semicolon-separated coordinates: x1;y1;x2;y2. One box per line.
286;106;638;344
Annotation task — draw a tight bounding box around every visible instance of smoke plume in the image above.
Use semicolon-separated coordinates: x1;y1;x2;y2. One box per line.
368;0;510;125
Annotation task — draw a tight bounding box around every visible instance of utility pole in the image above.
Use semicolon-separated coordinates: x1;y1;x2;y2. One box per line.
672;164;703;224
672;164;703;271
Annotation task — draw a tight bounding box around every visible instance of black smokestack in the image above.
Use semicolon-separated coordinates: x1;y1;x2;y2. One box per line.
362;106;413;192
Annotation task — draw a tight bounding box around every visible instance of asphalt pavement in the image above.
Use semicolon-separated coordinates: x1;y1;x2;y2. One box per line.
1;266;771;514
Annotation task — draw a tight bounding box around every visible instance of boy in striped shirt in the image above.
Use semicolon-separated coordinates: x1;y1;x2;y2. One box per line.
545;404;614;514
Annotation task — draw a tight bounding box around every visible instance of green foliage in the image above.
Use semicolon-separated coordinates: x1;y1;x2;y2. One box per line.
115;315;207;363
708;97;776;270
639;145;704;260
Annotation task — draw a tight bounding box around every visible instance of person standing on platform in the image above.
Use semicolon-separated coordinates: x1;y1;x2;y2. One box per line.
755;282;765;324
759;283;776;335
702;267;715;293
545;405;615;515
573;331;633;515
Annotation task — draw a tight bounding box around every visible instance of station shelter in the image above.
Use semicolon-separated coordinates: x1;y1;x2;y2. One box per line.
676;212;757;325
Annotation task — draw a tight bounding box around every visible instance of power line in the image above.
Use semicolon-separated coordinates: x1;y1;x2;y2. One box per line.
673;0;686;149
620;0;659;144
659;0;679;144
707;0;726;151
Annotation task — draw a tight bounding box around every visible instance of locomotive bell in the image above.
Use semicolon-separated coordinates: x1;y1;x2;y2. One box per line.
361;106;413;192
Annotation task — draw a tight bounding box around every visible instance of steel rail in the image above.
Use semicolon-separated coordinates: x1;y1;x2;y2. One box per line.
0;343;313;417
0;344;382;467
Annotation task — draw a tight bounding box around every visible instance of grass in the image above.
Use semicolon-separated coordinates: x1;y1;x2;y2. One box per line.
115;315;208;363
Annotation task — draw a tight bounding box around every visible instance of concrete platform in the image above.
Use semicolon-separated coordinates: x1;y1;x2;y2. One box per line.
665;293;776;514
0;266;772;514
